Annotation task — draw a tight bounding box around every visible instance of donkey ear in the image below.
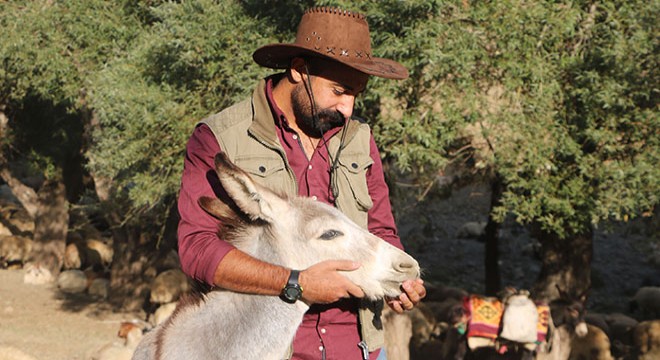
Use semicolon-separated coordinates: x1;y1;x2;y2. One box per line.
555;284;569;299
198;196;233;221
213;152;285;222
578;287;591;303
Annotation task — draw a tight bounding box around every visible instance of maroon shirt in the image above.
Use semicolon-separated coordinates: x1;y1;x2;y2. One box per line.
177;77;402;359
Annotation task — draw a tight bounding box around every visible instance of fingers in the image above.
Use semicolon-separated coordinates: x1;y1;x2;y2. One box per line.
346;282;365;299
402;282;419;304
299;261;427;309
299;260;363;304
386;279;427;313
321;259;361;272
403;279;426;305
386;298;405;314
398;293;415;311
328;260;364;298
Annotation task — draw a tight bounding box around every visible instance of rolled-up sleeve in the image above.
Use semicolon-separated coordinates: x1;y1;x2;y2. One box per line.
177;124;235;285
366;134;403;250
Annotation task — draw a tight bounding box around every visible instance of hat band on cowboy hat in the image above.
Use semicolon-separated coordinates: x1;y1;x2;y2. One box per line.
253;7;409;80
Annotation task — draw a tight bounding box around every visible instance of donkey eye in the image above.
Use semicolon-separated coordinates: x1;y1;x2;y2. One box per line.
319;230;343;240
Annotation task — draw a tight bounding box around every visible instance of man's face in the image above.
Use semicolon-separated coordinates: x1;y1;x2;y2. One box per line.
291;84;344;137
290;58;369;137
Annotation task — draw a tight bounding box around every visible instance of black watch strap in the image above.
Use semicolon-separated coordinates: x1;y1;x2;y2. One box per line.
281;270;303;303
288;270;300;286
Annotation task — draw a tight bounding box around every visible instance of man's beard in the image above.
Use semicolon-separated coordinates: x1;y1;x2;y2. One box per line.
292;84;345;138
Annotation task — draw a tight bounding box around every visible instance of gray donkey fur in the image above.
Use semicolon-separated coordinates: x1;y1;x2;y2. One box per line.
132;152;420;360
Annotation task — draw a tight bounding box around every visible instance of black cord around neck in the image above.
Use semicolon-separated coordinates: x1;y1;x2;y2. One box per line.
302;63;346;205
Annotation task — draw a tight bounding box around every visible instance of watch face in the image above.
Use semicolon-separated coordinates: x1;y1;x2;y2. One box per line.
281;270;302;303
282;286;301;303
285;286;301;300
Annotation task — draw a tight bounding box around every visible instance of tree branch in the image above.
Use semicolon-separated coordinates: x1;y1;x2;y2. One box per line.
0;108;39;218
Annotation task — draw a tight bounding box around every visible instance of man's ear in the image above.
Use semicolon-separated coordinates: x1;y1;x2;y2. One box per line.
289;57;307;84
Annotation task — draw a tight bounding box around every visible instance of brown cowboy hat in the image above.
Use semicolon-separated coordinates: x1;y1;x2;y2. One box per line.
253;7;409;80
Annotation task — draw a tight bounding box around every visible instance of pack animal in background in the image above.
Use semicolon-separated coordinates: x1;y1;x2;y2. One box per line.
436;286;588;360
499;289;540;344
629;287;660;320
437;289;550;359
569;324;613;360
586;312;639;358
536;287;590;360
633;319;660;360
462;291;548;359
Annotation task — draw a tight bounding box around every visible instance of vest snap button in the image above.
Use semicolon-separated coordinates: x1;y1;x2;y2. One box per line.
351;163;358;169
259;166;266;173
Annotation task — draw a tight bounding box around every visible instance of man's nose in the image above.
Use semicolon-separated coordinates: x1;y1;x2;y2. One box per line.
336;95;355;119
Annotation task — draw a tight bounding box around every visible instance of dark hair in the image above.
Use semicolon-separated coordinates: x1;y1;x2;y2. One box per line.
289;56;340;77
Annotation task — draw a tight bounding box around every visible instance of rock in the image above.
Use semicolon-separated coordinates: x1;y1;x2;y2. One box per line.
23;263;54;285
57;269;87;293
1;205;34;234
0;184;20;204
119;322;144;347
149;269;190;304
0;221;11;236
455;221;487;240
63;242;82;270
152;302;177;326
64;239;114;270
88;278;110;299
91;323;143;360
86;239;114;267
0;235;32;267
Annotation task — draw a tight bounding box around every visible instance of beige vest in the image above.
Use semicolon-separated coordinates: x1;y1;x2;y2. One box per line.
201;79;385;354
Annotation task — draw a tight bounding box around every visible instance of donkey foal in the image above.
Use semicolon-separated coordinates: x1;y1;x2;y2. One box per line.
132;152;420;360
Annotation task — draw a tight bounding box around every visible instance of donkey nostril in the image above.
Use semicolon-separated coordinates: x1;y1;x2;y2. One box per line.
396;262;416;272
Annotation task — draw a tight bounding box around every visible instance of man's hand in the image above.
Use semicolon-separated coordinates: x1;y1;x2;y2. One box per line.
386;278;426;313
299;260;365;304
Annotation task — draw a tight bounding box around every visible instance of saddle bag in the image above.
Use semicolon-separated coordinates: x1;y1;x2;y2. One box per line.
499;294;539;343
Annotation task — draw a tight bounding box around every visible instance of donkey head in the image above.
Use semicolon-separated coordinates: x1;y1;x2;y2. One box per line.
550;285;589;337
199;152;420;300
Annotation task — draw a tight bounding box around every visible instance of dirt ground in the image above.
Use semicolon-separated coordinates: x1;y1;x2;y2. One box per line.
0;183;657;360
0;269;139;360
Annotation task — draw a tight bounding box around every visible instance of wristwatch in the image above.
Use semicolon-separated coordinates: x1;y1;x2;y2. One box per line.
280;270;303;303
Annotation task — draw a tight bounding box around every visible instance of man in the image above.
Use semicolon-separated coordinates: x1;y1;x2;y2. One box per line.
177;7;425;359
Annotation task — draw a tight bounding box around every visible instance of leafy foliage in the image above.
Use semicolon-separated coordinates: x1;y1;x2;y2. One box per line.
0;0;657;244
325;0;658;237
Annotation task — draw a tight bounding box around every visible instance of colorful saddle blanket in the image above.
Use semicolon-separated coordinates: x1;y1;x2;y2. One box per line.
464;295;503;340
463;295;550;350
535;303;550;343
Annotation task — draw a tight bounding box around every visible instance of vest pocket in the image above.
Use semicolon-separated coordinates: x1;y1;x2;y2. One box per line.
234;156;286;178
336;153;374;211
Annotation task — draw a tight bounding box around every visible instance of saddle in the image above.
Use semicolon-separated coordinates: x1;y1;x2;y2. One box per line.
461;292;551;353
